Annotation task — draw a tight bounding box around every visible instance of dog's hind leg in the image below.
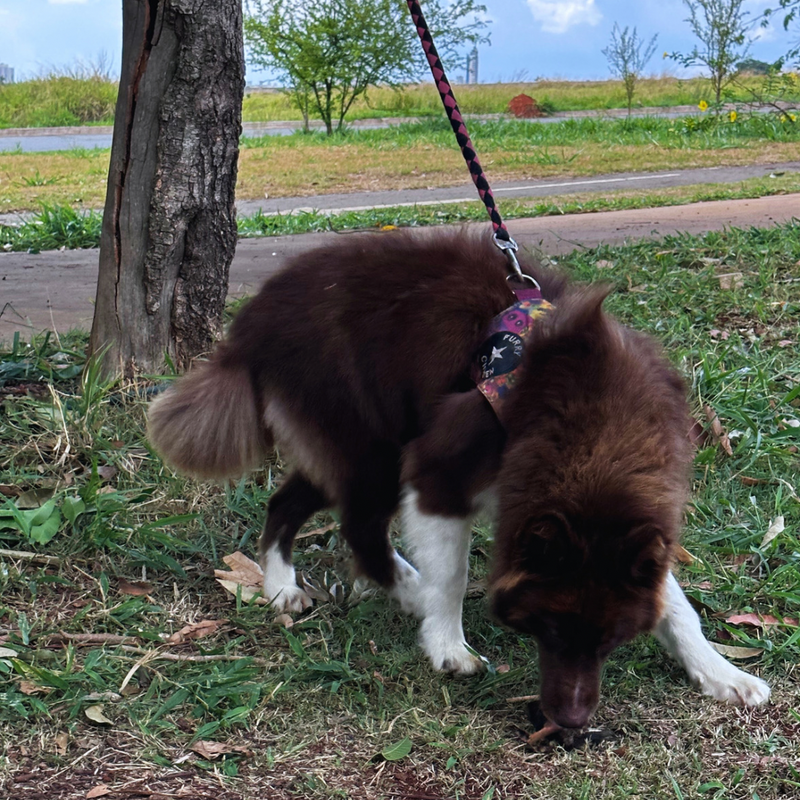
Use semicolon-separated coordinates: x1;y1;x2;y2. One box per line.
259;471;329;613
400;488;485;676
654;572;770;706
337;445;421;613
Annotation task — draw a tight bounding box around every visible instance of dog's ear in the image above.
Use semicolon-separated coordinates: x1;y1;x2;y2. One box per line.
402;389;506;516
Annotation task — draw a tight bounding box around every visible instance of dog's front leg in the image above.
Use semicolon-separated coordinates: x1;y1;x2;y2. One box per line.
399;390;504;675
654;572;770;706
401;487;484;675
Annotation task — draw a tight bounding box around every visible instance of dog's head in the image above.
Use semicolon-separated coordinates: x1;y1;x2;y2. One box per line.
489;287;692;729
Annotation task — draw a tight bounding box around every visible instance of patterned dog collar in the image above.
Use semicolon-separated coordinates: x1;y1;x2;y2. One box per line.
471;286;553;410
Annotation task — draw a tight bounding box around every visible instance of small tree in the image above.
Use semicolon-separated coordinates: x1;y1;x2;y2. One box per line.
669;0;752;105
602;23;658;114
244;0;488;135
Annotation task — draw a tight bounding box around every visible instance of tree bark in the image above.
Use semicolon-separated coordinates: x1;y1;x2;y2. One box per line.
90;0;244;377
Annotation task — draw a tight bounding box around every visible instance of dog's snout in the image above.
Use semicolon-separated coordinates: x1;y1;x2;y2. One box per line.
539;649;601;730
547;704;593;730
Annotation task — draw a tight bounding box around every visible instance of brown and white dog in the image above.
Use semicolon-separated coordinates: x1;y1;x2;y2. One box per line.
148;229;770;728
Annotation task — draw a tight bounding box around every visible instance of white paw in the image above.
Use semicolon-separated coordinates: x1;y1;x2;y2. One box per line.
692;663;771;707
264;582;313;614
419;619;486;676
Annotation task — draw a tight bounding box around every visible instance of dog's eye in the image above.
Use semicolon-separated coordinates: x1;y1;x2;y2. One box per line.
521;514;574;577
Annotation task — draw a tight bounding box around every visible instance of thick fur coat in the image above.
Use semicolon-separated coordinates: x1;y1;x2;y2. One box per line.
148;229;769;727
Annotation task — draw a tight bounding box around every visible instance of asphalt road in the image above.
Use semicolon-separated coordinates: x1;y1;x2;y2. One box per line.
2;194;798;341
0;104;779;153
237;162;800;216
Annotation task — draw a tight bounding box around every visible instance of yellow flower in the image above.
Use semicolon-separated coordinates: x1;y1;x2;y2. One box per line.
698;100;709;112
790;114;797;123
728;110;737;122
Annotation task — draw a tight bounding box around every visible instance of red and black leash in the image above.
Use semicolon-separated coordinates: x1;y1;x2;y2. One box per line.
406;0;533;285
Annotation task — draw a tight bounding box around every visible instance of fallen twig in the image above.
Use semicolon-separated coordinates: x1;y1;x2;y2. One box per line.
50;632;140;646
119;645;272;666
506;694;540;703
296;522;337;540
526;720;563;745
0;548;61;565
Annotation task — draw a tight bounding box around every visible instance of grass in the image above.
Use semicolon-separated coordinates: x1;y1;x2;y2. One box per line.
0;76;117;129
2;74;790;130
2;173;799;253
241;75;793;120
1;223;799;798
2;114;799;214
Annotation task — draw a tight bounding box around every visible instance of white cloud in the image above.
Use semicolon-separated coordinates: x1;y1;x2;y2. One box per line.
47;0;89;4
525;0;602;34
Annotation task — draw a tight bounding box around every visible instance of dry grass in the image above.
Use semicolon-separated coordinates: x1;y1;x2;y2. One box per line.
237;141;800;200
2;136;799;215
241;75;780;121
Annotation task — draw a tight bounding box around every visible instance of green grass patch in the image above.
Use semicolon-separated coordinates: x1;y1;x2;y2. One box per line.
3;173;798;253
0;75;117;129
2;74;791;130
242;75;791;120
1;223;798;797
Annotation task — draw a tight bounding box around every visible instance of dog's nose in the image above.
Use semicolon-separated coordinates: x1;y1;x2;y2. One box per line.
549;705;592;730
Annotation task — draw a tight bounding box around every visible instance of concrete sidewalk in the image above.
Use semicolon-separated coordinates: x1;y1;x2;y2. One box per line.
2;194;798;340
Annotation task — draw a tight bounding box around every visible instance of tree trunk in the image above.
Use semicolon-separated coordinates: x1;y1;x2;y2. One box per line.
89;0;244;377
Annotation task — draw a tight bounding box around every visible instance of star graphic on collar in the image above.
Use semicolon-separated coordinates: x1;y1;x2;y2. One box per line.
489;345;506;364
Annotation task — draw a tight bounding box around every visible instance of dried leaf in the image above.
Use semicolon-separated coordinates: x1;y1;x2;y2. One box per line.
497;664;511;674
216;579;268;605
54;732;68;756
0;646;19;658
740;476;769;486
725;613;797;629
760;516;785;549
595;259;614;269
84;705;113;726
96;465;117;482
167;619;227;645
0;484;21;497
19;680;49;696
703;405;733;456
214;552;269;604
688;418;708;447
711;643;763;659
16;487;55;509
86;785;111;799
717;272;744;290
118;579;154;596
300;574;330;602
674;545;696;564
214;552;263;586
274;614;294;629
190;741;252;760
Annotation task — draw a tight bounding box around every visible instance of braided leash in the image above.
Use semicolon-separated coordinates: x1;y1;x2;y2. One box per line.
406;0;532;284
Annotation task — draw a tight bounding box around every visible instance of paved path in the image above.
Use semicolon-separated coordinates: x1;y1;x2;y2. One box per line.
1;162;797;229
0;103;785;153
2;194;798;341
237;162;800;217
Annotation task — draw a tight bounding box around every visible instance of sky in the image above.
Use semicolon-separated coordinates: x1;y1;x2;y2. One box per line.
0;0;795;84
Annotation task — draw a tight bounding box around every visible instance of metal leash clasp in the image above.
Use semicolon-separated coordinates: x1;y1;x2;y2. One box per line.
493;233;541;290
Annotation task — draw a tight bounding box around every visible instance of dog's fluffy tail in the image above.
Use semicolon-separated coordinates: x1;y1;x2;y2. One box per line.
147;356;270;480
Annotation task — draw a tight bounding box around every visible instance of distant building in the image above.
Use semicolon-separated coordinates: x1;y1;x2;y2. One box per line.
465;48;478;84
0;64;14;84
